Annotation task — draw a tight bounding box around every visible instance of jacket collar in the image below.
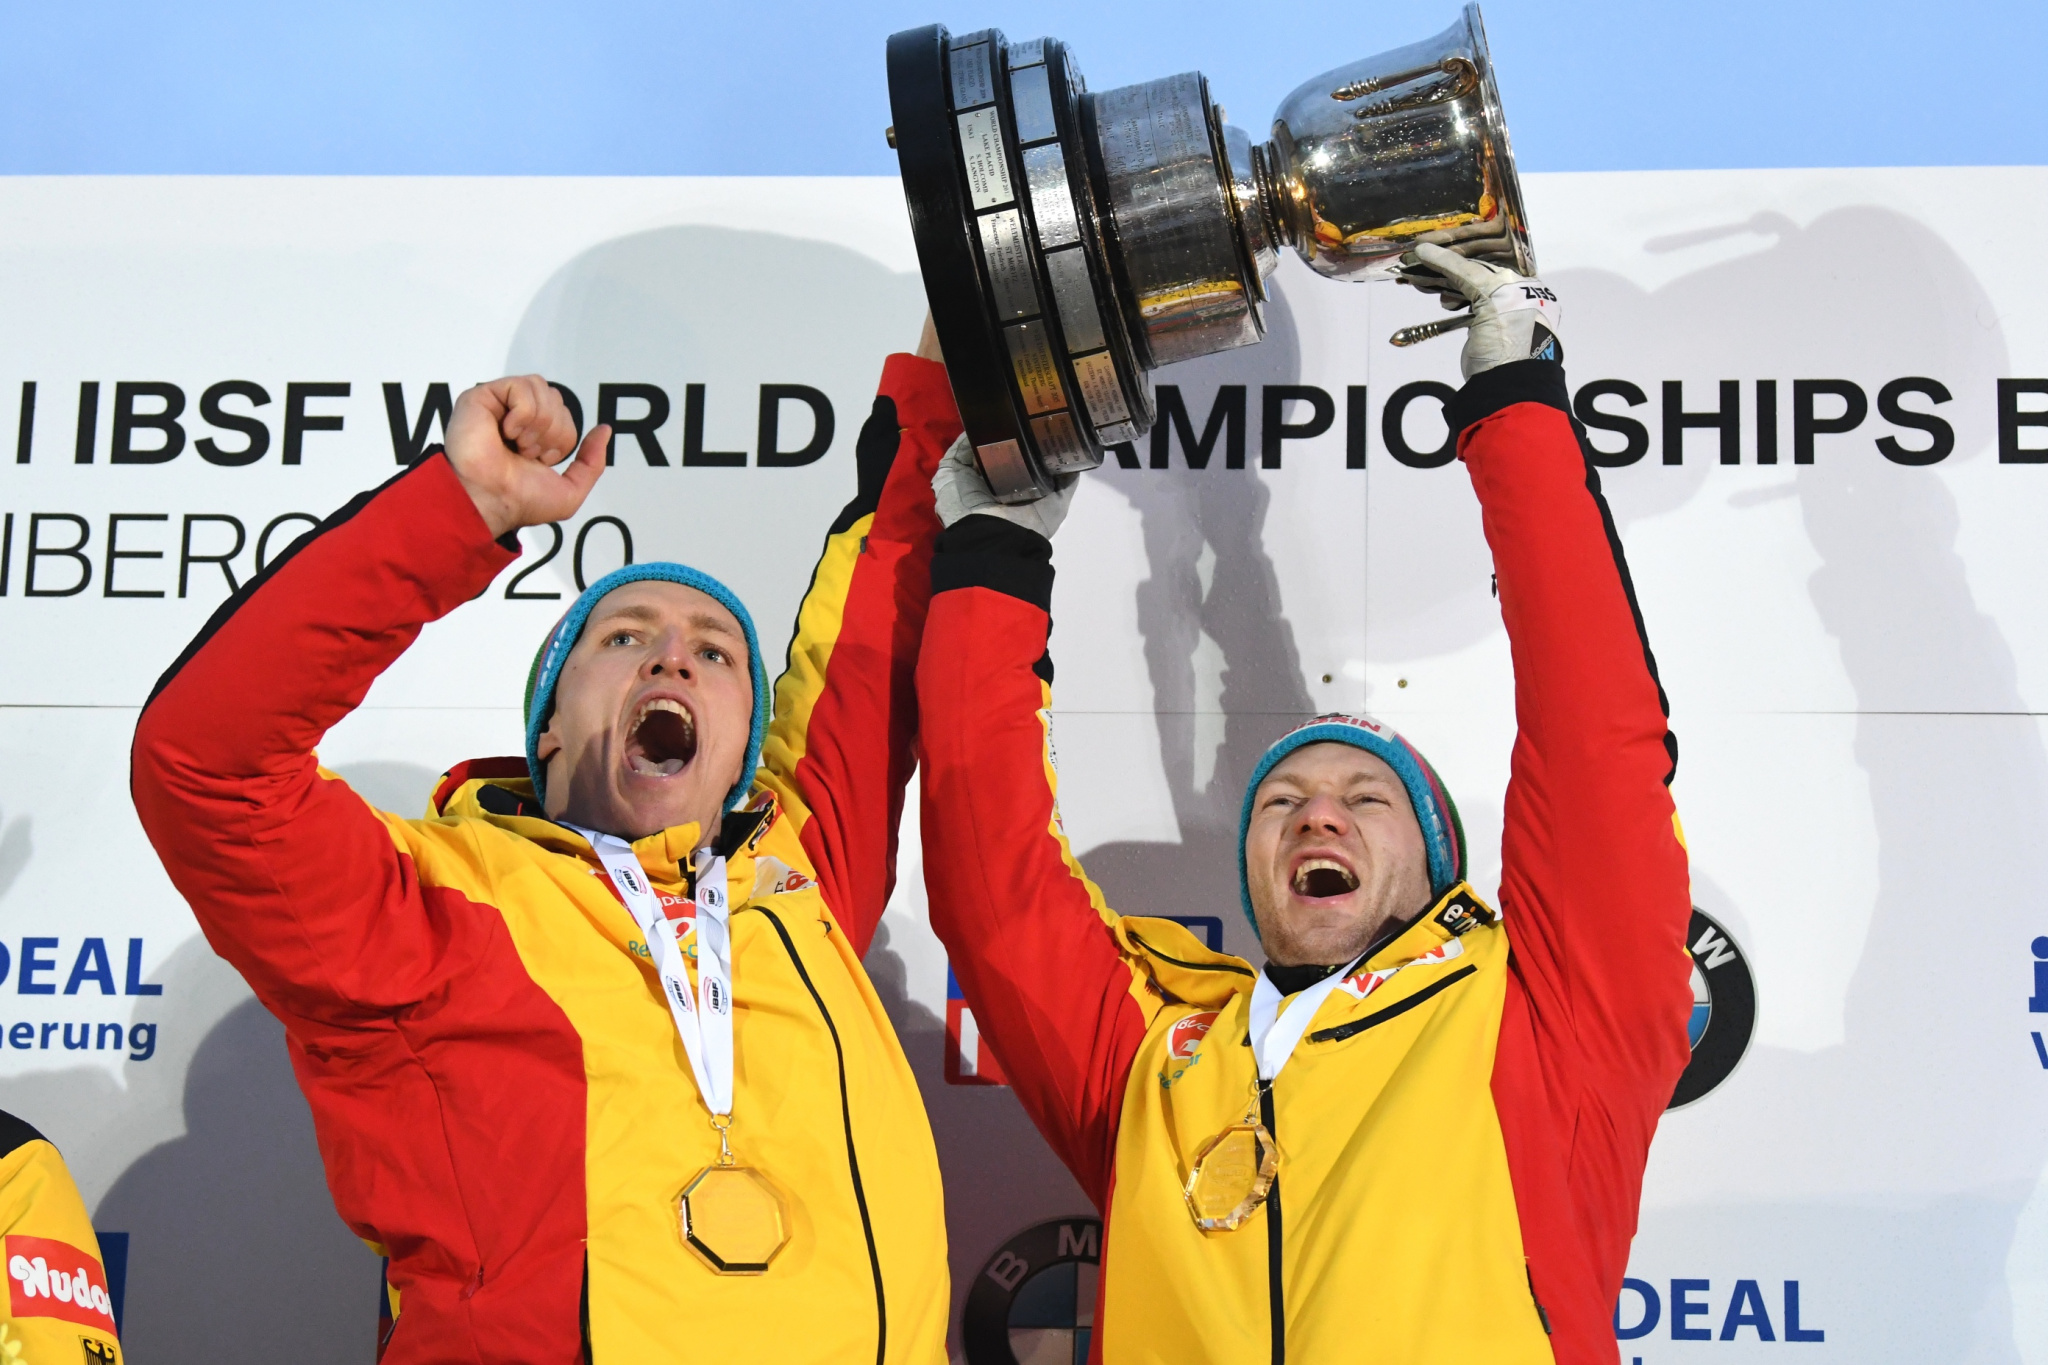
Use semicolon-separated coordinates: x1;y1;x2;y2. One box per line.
1120;882;1498;1015
426;756;778;898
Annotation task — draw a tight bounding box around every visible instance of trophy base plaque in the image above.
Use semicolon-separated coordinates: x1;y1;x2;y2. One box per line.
889;25;1169;503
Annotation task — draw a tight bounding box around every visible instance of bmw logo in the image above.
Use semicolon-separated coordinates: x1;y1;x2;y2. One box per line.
963;1217;1102;1365
1669;907;1756;1109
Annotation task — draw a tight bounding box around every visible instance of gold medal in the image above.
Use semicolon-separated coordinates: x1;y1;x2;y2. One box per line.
678;1118;790;1275
1183;1120;1279;1232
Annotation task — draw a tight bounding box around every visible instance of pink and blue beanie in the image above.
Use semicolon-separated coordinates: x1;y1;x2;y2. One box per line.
1236;712;1466;935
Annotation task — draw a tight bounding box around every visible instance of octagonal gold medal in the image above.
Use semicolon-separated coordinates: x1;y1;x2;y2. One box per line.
1184;1122;1280;1232
678;1165;791;1274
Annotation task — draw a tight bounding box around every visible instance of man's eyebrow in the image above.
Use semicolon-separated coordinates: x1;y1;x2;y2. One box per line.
686;611;743;640
586;604;742;640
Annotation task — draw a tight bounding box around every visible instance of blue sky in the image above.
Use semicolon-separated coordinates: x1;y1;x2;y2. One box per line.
1;1;2041;175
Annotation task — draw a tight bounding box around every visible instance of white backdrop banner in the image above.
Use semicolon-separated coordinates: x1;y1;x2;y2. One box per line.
1;167;2046;1363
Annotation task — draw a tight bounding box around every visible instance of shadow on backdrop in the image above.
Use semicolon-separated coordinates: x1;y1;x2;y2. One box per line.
1364;258;1717;662
1604;207;2034;1363
503;223;928;641
1080;282;1316;963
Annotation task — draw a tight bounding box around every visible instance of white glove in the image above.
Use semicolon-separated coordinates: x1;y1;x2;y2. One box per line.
931;432;1076;540
1397;242;1563;381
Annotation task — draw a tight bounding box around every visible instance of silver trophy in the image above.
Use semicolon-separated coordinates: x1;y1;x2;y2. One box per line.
886;4;1531;501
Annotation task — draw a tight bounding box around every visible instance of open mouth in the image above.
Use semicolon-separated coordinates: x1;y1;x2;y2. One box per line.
1292;857;1360;899
625;698;697;778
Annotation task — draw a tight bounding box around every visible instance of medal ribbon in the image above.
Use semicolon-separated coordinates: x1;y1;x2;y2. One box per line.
576;827;734;1116
1246;947;1371;1084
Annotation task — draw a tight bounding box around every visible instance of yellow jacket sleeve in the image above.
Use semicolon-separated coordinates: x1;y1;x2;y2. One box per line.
1;1112;122;1363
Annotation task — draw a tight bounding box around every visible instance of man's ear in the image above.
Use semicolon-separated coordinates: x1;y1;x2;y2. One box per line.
534;719;569;816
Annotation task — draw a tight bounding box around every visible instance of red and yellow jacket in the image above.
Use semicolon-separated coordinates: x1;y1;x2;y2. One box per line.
917;359;1694;1363
131;356;960;1364
1;1112;123;1363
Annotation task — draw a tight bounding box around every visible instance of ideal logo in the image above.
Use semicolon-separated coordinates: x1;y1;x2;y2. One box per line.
0;938;161;997
1616;1277;1824;1346
1668;909;1756;1109
1;937;164;1062
963;1218;1101;1365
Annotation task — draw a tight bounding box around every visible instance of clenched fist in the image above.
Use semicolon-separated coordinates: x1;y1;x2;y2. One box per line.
444;375;611;539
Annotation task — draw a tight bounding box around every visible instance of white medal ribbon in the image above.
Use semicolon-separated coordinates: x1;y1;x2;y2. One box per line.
574;826;733;1117
1247;948;1371;1085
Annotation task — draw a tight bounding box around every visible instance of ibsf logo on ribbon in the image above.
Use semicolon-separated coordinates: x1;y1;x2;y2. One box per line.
5;1234;118;1334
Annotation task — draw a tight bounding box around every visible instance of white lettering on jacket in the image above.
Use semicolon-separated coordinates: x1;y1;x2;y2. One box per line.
7;1255;111;1316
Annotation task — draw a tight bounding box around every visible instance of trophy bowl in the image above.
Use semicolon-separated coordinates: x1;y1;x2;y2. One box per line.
886;4;1532;501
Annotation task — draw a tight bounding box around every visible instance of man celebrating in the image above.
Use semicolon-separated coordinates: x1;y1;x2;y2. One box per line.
917;247;1693;1362
132;334;959;1362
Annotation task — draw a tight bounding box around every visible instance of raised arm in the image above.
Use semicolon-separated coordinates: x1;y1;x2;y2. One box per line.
1453;354;1693;1084
131;378;605;1026
755;348;960;955
916;501;1159;1209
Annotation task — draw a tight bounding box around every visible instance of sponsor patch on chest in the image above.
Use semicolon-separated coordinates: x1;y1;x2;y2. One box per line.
1160;1010;1221;1088
1169;1011;1218;1059
1337;937;1466;1001
750;857;815;898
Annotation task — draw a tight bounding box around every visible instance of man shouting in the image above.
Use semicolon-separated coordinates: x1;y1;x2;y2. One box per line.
917;247;1693;1362
133;334;959;1362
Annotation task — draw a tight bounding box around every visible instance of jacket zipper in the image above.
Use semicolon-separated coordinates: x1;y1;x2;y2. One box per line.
1262;1080;1284;1365
1526;1261;1553;1335
1305;965;1478;1044
1254;942;1454;1363
759;907;888;1365
1254;951;1484;1362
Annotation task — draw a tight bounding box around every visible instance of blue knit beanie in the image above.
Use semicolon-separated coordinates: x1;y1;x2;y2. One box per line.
1237;712;1466;936
522;562;768;815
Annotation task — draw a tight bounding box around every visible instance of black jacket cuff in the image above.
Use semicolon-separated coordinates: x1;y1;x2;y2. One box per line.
931;514;1054;611
1448;359;1569;441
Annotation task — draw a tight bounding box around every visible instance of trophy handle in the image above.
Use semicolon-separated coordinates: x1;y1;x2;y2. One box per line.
1330;57;1479;118
1388;314;1473;349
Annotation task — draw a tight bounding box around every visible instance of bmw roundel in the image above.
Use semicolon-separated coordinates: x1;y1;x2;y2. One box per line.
964;1217;1102;1365
1668;906;1756;1109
